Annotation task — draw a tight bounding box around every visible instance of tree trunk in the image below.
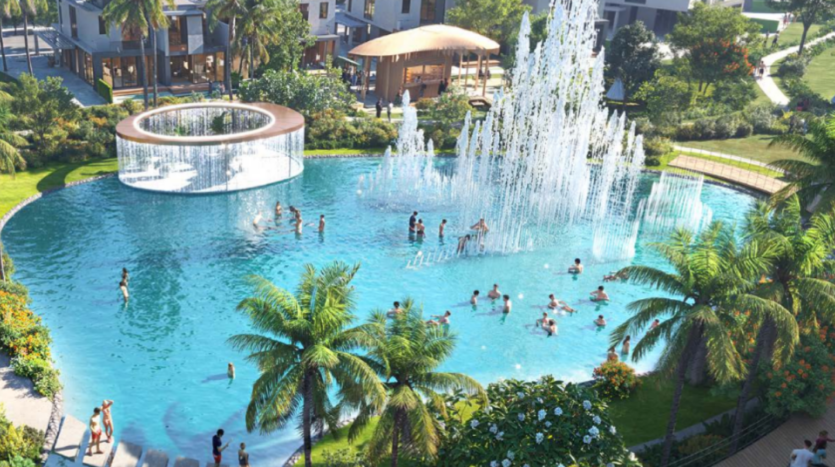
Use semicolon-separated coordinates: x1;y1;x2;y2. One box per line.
798;21;811;55
22;12;32;75
248;45;254;80
391;410;401;467
302;373;313;467
660;324;702;467
686;332;710;386
729;317;769;455
227;16;235;100
0;248;6;282
0;18;8;72
140;32;149;110
151;24;158;107
238;45;246;75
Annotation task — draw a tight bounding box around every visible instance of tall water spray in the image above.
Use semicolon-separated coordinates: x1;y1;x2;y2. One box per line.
360;0;709;261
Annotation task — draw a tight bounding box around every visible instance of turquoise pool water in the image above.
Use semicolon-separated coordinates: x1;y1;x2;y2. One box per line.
2;158;756;463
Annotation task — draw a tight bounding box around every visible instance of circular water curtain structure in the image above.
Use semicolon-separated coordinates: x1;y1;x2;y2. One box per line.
116;103;304;193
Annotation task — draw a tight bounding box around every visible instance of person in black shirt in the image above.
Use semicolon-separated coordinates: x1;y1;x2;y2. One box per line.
212;429;230;466
409;211;418;232
376;99;383;118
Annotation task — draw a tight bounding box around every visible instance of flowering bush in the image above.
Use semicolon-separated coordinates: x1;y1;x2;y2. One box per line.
760;332;835;418
0;290;60;398
435;376;640;466
593;361;641;400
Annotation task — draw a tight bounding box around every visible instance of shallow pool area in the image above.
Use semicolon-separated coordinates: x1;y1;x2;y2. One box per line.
2;158;757;463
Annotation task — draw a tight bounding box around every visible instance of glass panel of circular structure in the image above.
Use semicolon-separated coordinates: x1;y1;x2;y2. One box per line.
115;103;305;193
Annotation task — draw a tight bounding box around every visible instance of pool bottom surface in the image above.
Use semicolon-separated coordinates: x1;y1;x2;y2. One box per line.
1;158;756;463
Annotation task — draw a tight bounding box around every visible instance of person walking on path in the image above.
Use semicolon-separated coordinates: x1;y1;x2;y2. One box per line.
791;439;815;467
375;98;383;118
772;33;780;48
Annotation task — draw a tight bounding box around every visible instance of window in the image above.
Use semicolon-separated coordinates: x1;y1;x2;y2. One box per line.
363;0;374;20
319;2;328;19
420;0;435;23
99;17;107;35
401;0;410;14
300;3;309;21
69;6;78;39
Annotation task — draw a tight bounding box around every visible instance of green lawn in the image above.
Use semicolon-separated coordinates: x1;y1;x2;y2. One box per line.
801;44;835;99
750;0;778;13
0;158;119;219
676;134;804;164
297;374;740;465
778;23;822;48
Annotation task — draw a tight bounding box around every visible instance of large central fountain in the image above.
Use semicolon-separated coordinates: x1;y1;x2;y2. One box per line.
116;102;305;194
360;0;710;261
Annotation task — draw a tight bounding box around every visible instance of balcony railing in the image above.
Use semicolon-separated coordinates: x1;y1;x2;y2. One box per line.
110;39;151;52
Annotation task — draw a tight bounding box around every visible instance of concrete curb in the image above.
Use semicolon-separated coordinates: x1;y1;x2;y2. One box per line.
41;390;64;463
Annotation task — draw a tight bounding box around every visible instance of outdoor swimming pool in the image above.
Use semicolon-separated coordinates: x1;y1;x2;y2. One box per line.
2;158;756;463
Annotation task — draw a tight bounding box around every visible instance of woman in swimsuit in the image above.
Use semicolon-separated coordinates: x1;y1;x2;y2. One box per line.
101;400;114;442
119;279;129;302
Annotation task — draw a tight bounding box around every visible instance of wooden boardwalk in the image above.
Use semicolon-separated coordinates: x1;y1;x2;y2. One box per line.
717;406;835;467
668;155;787;195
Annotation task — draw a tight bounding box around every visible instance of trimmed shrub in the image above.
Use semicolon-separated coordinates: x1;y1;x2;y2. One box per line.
593;361;641;400
645;157;661;167
778;54;811;78
632;117;655;137
744;102;778;134
306;109;396;150
643;137;672;157
761;332;835;418
714;115;738;139
675;123;698;141
735;121;754;138
694;119;716;140
95;79;113;104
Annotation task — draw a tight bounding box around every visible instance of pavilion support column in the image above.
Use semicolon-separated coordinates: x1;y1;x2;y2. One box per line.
384;57;392;103
361;57;371;102
457;53;462;84
474;53;481;90
482;53;488;97
463;52;469;90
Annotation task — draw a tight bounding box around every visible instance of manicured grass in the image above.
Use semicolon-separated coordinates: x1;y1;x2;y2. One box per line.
676;134;805;164
750;0;778;13
0;158;119;219
778;23;822;48
607;374;739;447
802;43;835;99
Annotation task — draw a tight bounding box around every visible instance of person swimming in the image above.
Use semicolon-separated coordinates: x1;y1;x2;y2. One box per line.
535;311;549;327
416;219;426;237
471;290;480;306
471;218;489;233
253;211;263;228
568;258;583;274
227;362;235;379
427;310;451;326
607;346;619;362
387;301;403;317
488;284;501;300
318;215;326;233
621;336;631;355
545;319;557;336
595;315;607;327
119;279;129;302
502;295;512;313
457;234;471;254
590;286;610;301
547;294;575;313
275;201;283;217
122;268;129;285
439;219;447;237
604;270;628;282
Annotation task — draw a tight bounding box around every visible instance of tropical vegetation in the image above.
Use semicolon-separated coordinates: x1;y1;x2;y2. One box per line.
0;406;43;466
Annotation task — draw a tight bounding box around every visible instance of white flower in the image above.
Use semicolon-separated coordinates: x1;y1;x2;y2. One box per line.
490;462;498;467
583;435;592;444
496;431;505;441
485;405;493;413
583;400;592;410
535;432;544;444
538;409;547;421
609;425;617;435
490;424;498;434
518;413;526;422
502;460;511;467
507;451;515;460
593;415;602;425
471;419;480;429
554;407;563;416
545;421;552;428
589;426;600;437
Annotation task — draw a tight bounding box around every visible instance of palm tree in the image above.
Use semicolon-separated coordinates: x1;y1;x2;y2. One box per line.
234;0;280;78
729;196;835;452
347;301;486;467
102;0;153;109
146;0;174;107
205;0;245;99
0;0;21;72
18;0;46;75
612;222;789;467
229;262;385;467
769;115;835;213
0;104;27;177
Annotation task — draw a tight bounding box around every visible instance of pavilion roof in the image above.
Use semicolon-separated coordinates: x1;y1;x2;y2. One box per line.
348;24;500;59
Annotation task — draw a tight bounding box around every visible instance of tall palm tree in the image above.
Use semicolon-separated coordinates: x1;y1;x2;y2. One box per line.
102;0;152;109
612;222;789;467
18;0;46;75
0;0;21;72
0;104;27;177
347;301;486;467
205;0;244;99
235;0;280;78
146;0;173;107
730;196;835;452
229;262;385;467
769;115;835;213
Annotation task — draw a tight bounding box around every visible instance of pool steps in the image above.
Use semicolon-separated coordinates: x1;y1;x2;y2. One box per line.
50;415;205;467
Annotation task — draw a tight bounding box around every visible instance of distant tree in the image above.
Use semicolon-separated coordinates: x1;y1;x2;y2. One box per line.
503;11;547;69
635;72;693;120
238;69;355;118
234;0;282;76
205;0;245;99
11;74;77;155
259;6;315;73
446;0;530;51
605;22;661;110
17;0;48;75
102;0;154;109
0;0;21;72
767;0;835;54
668;3;760;94
0;103;26;177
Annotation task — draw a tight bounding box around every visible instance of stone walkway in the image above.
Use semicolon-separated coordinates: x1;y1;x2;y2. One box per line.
0;352;52;432
756;32;835;107
668;155;787;195
716;403;835;467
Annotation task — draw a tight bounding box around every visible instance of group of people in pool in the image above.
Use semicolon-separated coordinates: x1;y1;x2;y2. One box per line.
408;211;489;254
252;201;326;235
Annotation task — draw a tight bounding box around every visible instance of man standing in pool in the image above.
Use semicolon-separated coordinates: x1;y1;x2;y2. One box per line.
318;215;326;233
409;211;418;232
212;429;230;466
456;234;471;254
590;286;609;301
488;284;501;300
502;295;512;313
569;258;583;274
439;219;447;237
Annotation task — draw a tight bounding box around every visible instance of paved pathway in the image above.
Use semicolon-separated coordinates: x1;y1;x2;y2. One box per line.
756;32;835;107
0;352;52;432
716;403;835;467
668;155;787;195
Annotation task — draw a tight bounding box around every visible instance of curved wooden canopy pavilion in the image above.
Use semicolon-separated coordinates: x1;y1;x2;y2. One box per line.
348;25;500;102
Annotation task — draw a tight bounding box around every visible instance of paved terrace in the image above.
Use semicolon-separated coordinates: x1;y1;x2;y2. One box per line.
668;155;787;195
0;352;52;432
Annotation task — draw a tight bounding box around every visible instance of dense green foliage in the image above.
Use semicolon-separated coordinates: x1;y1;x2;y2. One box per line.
593;361;641;400
605;22;661;107
95;79;113;104
305;110;396;150
766;0;835;54
446;0;530;51
420;87;473;149
239;69;356;118
258;5;315;73
0;408;43;465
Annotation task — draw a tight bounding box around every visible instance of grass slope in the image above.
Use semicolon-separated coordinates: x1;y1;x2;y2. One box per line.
676;135;804;164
